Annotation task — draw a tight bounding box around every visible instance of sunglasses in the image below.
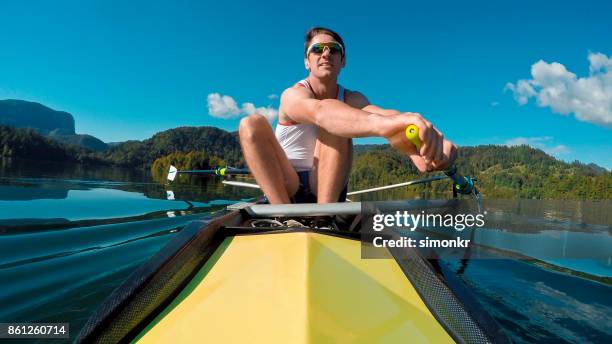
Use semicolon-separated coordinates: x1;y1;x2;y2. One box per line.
307;42;344;56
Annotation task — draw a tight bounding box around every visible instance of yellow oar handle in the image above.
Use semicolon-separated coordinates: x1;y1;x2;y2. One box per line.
405;125;422;151
405;125;477;194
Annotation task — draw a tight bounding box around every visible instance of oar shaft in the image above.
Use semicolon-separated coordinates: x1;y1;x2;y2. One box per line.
167;165;251;181
178;168;250;175
347;175;447;196
177;169;217;174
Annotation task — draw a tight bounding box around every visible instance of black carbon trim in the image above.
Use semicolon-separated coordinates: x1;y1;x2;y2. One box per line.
388;242;511;344
74;210;240;343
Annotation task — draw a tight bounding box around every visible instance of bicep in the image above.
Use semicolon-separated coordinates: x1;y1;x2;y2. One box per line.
345;90;370;109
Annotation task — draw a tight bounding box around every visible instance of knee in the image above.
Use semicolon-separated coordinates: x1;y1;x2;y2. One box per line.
239;114;269;141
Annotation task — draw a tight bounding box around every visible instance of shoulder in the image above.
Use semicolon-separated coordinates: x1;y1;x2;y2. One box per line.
281;83;315;102
278;82;317;123
344;89;370;109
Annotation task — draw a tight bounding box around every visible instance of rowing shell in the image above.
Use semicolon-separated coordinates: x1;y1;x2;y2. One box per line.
75;201;508;343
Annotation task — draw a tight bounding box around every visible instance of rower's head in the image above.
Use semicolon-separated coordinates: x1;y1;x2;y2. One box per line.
304;27;345;78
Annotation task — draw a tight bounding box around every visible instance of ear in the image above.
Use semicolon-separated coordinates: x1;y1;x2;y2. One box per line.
304;57;310;71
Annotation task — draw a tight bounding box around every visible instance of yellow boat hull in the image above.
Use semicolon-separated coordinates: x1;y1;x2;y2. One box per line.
135;232;453;343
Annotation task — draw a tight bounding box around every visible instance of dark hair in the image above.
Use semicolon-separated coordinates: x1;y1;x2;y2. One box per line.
304;27;345;57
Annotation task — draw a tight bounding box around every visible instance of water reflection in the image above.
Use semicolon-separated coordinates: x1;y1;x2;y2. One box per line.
0;159;261;230
0;158;610;343
0;158;261;338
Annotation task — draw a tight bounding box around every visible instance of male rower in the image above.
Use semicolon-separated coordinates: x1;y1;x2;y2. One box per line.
239;27;457;204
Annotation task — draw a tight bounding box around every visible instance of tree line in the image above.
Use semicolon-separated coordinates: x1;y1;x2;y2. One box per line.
1;125;610;200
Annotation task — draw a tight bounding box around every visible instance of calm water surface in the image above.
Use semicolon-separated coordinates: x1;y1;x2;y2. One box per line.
0;159;610;343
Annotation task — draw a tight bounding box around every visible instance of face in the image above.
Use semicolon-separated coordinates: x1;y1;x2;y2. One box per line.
304;34;345;79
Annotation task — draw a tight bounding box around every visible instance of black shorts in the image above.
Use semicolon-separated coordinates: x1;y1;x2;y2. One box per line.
289;170;348;204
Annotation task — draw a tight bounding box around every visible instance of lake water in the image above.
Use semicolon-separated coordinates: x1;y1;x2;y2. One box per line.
0;158;610;343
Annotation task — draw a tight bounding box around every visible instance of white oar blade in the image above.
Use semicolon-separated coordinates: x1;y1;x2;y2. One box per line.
167;165;178;181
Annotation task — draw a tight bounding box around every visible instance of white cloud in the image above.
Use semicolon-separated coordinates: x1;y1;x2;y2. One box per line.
589;52;612;73
505;52;612;126
490;101;499;107
207;93;278;121
267;94;279;100
504;79;537;105
504;136;570;156
240;102;278;121
505;136;552;146
207;93;241;118
546;144;570;155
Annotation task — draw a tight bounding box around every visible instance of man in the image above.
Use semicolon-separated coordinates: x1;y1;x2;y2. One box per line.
239;27;457;204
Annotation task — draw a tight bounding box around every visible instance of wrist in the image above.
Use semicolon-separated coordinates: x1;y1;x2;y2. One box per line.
373;114;395;137
369;113;384;136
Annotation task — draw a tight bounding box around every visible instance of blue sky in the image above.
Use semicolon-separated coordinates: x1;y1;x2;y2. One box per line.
1;0;610;168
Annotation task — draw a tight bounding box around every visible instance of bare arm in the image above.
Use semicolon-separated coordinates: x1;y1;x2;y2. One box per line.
343;89;401;116
280;87;386;137
279;86;457;172
362;104;401;116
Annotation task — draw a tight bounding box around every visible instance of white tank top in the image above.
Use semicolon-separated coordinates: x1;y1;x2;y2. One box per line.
275;80;345;171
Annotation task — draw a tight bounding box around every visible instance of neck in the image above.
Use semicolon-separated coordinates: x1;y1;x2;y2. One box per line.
306;75;338;99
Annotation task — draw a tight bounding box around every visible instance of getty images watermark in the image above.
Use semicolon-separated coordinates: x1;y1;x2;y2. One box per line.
360;200;486;258
372;210;485;248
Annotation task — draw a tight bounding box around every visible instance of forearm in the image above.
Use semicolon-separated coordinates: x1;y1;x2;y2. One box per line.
362;104;401;116
314;99;385;138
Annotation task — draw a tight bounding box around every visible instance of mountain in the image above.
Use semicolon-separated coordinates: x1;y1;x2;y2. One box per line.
0;99;107;151
103;126;243;168
350;144;611;200
0;99;75;135
2;120;608;200
48;133;108;152
96;127;612;199
0;125;105;164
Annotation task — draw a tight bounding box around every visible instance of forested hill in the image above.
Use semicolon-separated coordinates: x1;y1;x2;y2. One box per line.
0;125;240;168
0;99;75;135
350;144;611;199
0;99;108;151
0;125;104;164
1;124;609;199
104;126;243;168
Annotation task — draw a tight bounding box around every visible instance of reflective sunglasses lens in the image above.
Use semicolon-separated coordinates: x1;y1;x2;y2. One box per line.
309;43;343;55
310;43;325;54
328;43;342;54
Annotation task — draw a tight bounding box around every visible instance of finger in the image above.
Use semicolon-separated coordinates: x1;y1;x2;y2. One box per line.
435;130;445;164
416;120;431;157
388;130;417;155
433;140;455;170
425;124;438;162
409;154;429;173
404;113;427;153
448;141;458;165
423;121;434;158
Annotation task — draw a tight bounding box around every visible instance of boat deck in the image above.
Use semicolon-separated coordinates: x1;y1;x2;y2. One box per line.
135;232;453;343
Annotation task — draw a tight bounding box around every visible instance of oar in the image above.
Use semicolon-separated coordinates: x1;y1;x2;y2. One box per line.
405;125;477;195
167;126;477;196
346;175;447;196
167;165;251;181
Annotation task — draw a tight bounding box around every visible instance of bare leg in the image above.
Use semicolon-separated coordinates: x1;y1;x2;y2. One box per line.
310;127;353;203
239;114;299;204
